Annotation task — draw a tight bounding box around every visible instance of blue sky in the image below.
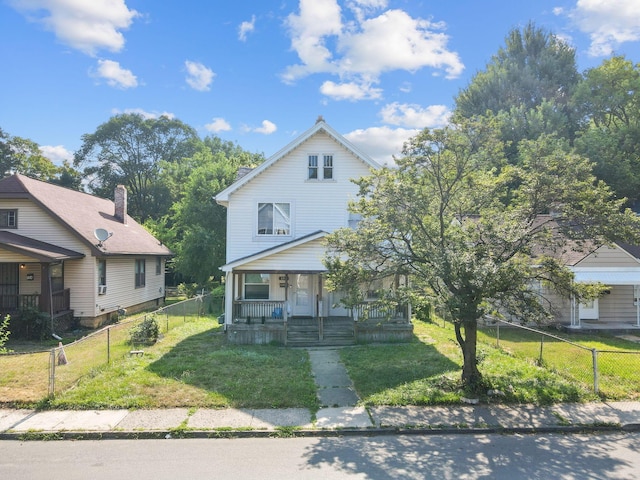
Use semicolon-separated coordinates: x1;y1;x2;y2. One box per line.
1;0;639;166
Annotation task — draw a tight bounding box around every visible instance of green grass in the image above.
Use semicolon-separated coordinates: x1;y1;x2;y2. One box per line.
476;326;640;400
45;317;318;411
340;320;601;406
3;314;640;410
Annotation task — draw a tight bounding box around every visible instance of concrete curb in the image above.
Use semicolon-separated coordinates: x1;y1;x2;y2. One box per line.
0;423;630;441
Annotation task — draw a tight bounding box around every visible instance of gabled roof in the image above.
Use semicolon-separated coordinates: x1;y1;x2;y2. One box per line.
0;231;84;262
0;174;172;257
215;118;380;205
221;230;328;271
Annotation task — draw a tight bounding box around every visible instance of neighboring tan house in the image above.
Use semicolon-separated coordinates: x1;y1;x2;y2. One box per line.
215;117;412;345
0;173;172;331
566;243;640;329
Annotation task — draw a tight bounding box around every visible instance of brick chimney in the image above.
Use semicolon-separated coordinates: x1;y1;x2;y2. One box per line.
114;185;127;224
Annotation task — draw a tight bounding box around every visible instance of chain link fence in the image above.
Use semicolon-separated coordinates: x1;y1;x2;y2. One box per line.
477;318;640;396
0;294;222;403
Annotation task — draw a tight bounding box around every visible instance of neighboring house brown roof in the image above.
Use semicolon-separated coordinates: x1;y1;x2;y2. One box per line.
0;174;172;257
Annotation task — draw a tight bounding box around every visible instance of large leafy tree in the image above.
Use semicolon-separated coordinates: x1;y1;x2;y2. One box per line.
454;23;581;161
150;136;264;285
573;56;640;207
73;114;199;222
325;120;640;388
0;128;82;186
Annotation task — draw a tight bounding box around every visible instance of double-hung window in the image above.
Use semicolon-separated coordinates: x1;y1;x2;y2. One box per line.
258;202;290;236
135;259;146;288
0;209;17;228
98;259;107;293
244;274;270;299
323;155;333;179
308;154;334;180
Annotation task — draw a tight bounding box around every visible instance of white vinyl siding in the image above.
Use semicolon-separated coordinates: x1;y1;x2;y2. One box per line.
225;131;371;264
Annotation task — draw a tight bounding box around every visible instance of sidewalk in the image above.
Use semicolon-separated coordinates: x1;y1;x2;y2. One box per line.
1;402;640;439
1;347;640;439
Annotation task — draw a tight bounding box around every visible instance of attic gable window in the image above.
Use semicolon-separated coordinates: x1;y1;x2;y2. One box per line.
308;154;334;180
0;209;17;228
258;202;290;236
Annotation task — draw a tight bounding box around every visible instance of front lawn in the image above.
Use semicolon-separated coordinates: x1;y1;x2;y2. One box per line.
341;320;609;406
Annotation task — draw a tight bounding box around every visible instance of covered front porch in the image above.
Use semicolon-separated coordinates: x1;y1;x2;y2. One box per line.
568;268;640;331
0;232;84;335
224;271;412;346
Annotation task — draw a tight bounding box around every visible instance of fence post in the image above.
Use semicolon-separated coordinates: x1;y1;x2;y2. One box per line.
496;322;500;348
48;348;56;397
592;349;599;394
107;326;111;364
166;309;169;332
538;334;544;365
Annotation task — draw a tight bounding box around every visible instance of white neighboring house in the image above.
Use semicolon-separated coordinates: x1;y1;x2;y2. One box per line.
215;117;412;345
0;174;172;331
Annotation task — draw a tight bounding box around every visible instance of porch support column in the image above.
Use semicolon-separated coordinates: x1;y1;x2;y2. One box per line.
40;262;52;316
636;284;640;327
223;270;234;325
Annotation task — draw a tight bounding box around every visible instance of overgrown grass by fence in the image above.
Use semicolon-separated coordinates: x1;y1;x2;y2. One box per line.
477;319;640;399
0;294;222;405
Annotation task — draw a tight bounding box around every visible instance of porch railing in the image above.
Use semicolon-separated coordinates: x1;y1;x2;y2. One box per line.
232;300;286;323
353;302;409;322
0;288;71;315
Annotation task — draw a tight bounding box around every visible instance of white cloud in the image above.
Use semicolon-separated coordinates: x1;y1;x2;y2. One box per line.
283;1;463;96
320;80;382;101
185;61;215;91
564;0;640;56
345;126;418;165
380;102;451;128
112;108;175;120
9;0;139;56
205;117;232;132
39;144;72;164
238;15;256;41
283;0;343;81
93;59;138;88
253;120;277;134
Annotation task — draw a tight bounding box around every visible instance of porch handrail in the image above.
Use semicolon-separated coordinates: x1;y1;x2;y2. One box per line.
232;300;286;323
353;301;409;321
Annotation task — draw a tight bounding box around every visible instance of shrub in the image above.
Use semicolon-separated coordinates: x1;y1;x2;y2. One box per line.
129;315;160;346
0;314;10;353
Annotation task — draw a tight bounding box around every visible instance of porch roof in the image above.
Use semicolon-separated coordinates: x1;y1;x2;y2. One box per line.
221;230;328;272
573;268;640;285
0;231;85;262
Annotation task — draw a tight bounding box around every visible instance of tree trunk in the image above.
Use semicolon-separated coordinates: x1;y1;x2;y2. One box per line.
454;319;482;390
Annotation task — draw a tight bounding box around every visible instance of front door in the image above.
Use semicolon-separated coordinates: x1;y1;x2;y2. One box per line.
579;298;599;320
291;274;313;317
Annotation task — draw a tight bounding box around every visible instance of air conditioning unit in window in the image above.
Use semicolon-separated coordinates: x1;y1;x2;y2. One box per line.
98;285;107;295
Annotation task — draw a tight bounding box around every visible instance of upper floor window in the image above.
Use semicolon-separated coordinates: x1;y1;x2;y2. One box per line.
135;259;146;288
258;202;290;236
323;155;333;179
308;154;334;180
308;155;318;179
156;257;162;275
0;209;17;228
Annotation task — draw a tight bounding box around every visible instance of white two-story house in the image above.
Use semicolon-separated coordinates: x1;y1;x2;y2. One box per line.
216;117;412;345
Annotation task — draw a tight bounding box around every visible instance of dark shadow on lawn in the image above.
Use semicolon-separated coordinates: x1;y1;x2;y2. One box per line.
146;328;317;409
341;333;462;402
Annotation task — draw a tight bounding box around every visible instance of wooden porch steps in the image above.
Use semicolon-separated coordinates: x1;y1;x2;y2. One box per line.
287;317;355;347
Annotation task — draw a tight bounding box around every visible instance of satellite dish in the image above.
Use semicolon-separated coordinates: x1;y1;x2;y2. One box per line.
94;228;110;242
94;228;113;246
